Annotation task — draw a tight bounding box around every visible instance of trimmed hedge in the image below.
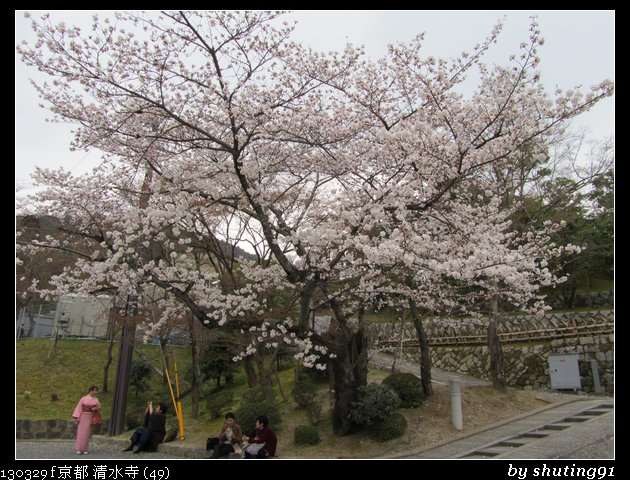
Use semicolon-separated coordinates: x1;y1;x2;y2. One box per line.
367;412;408;442
294;425;321;445
349;383;401;426
382;372;424;408
306;399;323;426
292;379;317;408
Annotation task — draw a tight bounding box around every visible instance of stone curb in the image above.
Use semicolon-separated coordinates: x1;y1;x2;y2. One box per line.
92;435;207;459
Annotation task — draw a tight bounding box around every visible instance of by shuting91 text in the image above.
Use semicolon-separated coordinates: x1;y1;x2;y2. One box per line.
508;464;614;480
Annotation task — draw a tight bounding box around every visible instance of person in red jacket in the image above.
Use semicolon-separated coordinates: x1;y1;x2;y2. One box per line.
242;415;277;458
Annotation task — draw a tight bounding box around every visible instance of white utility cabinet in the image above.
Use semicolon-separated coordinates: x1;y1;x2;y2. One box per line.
548;353;581;390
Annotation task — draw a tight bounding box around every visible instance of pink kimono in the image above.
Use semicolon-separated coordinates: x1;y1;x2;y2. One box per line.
72;395;101;453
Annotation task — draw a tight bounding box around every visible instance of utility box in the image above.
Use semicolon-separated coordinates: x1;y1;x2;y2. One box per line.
548;353;581;390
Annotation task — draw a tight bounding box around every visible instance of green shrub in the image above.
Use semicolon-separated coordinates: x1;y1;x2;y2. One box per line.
241;387;267;406
234;402;281;436
367;412;408;442
349;383;401;426
294;425;321;445
205;390;235;419
299;364;330;383
124;400;146;429
197;342;239;388
382;373;424;408
129;360;152;398
292;379;317;408
306;399;323;426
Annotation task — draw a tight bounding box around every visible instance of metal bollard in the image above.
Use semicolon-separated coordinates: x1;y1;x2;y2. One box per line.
450;379;463;430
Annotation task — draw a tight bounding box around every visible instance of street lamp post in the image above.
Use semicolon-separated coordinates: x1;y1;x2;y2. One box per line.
108;295;137;436
108;119;156;436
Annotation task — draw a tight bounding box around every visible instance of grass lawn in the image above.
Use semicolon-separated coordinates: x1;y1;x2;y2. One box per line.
15;337;574;458
16;338;346;454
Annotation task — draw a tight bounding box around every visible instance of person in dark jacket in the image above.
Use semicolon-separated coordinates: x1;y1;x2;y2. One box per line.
122;401;168;454
242;415;277;458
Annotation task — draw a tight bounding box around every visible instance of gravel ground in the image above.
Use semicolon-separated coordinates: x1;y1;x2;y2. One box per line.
558;434;615;459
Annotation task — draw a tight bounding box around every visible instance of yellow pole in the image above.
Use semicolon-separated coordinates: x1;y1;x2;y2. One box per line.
162;358;178;424
174;362;185;440
158;342;181;436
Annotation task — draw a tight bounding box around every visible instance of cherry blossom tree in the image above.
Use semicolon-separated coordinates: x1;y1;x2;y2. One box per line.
17;11;613;435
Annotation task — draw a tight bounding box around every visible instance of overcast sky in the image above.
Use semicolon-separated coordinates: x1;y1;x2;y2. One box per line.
15;10;615;192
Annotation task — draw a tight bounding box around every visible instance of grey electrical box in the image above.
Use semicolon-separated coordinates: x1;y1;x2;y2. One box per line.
548;354;581;390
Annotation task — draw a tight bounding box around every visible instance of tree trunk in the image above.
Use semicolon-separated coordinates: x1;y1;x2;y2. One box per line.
330;307;368;436
409;299;434;397
243;356;258;388
330;350;356;436
253;348;275;406
188;313;202;418
563;262;577;308
327;358;335;393
586;270;592;307
353;308;368;386
25;310;36;337
270;348;287;402
391;311;404;372
488;296;507;390
298;280;316;331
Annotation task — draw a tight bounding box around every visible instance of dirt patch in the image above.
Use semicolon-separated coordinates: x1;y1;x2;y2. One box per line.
276;380;572;459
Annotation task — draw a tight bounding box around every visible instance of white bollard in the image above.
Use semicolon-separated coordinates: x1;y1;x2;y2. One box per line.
590;359;603;393
450;379;463;430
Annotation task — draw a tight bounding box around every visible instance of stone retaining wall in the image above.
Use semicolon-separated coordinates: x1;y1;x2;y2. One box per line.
375;310;614;394
16;419;109;440
401;332;614;394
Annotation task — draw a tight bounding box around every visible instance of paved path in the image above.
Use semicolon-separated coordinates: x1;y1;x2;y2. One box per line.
396;397;614;459
369;350;490;386
15;438;198;460
370;351;614;459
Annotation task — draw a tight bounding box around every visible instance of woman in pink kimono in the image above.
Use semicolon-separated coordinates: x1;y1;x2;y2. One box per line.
72;385;101;455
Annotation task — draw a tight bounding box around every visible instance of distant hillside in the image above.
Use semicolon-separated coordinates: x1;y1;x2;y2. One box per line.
16;213;63;234
219;241;257;262
16;213;257;262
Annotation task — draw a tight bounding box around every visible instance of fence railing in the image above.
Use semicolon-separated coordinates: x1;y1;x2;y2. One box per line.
376;310;614;347
16;304;57;339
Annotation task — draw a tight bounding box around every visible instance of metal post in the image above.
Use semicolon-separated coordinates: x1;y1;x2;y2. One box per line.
109;140;152;436
17;308;25;339
590;359;603;394
450;379;463;430
33;304;43;338
108;295;137;436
